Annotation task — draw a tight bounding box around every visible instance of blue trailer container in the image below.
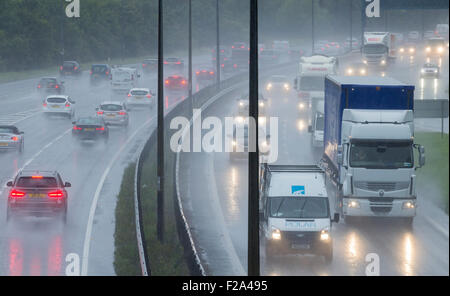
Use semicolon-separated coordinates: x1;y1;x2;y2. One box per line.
323;75;415;172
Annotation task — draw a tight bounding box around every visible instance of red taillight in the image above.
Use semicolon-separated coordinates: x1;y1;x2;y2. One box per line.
181;80;187;85
119;112;126;115
11;136;19;141
105;71;109;75
176;61;181;64
38;84;41;88
90;70;93;75
43;103;47;107
164;61;168;64
65;103;71;107
232;46;235;49
196;71;200;75
32;176;43;179
48;190;64;200
233;64;237;68
55;85;59;89
10;189;25;199
73;126;82;130
96;127;105;131
60;66;63;71
127;93;132;97
142;64;146;67
74;66;78;70
210;71;214;75
97;111;104;115
165;80;170;84
146;94;152;98
221;64;224;68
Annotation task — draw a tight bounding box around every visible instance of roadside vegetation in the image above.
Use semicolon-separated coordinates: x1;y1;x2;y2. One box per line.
415;132;449;213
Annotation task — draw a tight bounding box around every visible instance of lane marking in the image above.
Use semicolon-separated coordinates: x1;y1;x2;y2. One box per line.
0;108;42;125
81;117;154;276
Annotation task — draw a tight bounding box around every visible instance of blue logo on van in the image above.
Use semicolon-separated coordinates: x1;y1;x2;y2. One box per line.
291;185;305;195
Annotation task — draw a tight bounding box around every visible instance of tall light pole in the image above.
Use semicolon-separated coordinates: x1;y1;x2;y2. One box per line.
157;0;165;243
350;0;353;52
312;0;315;53
248;0;259;277
216;0;221;89
188;0;193;118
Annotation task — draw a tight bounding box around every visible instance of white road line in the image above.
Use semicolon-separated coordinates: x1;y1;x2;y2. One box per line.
0;108;42;125
81;117;154;276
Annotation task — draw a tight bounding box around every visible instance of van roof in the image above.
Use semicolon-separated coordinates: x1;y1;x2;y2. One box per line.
268;172;327;197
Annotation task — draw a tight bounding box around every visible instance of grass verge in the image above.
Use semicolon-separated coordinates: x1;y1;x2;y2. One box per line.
415;132;449;213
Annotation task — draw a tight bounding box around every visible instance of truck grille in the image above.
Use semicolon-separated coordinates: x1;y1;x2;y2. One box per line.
354;182;409;192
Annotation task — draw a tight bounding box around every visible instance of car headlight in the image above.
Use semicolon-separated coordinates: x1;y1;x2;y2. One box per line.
346;68;353;75
381;60;386;65
426;47;431;52
400;48;405;53
363;60;367;64
259;102;264;107
239;101;244;107
348;200;360;208
266;83;272;90
434;69;438;73
438;46;444;53
421;69;425;73
299;103;305;110
232;140;237;147
360;69;366;75
271;227;281;240
284;83;290;90
320;228;330;241
402;201;415;209
409;48;415;53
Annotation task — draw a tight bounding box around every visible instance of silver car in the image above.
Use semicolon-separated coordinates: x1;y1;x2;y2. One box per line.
0;125;24;153
126;88;155;109
43;95;76;118
420;63;440;78
96;101;129;127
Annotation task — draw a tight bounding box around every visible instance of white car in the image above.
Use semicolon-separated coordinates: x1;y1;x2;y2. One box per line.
126;88;155;109
43;95;76;118
0;125;24;153
229;123;270;161
420;63;440;78
96;101;129;127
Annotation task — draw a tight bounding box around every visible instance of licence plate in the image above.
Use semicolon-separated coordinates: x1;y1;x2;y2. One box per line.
29;193;46;198
0;143;8;146
52;105;60;108
135;96;143;100
107;114;115;118
291;244;310;250
84;128;94;131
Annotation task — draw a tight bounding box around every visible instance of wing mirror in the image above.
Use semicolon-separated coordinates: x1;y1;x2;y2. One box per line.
64;182;72;188
418;145;425;167
332;213;340;223
6;181;13;187
337;145;343;165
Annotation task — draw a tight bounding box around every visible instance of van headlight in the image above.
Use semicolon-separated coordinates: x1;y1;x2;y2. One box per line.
437;46;444;53
348;200;360;208
402;201;415;209
320;228;330;241
271;227;281;240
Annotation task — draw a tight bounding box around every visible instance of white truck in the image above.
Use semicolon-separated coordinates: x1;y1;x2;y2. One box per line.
322;76;425;227
294;55;337;114
362;32;396;67
111;67;140;93
259;164;340;264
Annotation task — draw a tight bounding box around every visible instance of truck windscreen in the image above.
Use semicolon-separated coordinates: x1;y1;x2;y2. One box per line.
270;196;329;219
350;140;413;169
363;44;387;54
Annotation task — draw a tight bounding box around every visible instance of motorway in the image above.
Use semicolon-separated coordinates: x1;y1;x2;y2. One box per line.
177;50;449;275
0;55;214;276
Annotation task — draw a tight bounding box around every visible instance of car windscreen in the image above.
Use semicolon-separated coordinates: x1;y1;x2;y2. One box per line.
77;118;100;126
101;104;122;111
300;76;324;91
350;140;414;169
16;177;57;188
40;78;56;84
131;90;149;96
92;65;107;73
46;97;67;103
0;127;17;134
270;196;329;219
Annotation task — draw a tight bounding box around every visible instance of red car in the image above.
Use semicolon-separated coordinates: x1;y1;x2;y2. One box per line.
195;69;216;83
165;75;188;91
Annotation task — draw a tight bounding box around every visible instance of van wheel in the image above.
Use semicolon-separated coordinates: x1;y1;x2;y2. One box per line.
323;244;333;264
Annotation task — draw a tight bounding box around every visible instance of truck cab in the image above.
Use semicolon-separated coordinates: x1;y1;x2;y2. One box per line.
362;32;392;67
259;165;339;264
294;55;337;115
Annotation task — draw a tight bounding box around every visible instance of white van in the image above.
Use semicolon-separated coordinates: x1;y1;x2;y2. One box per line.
259;165;339;264
111;67;140;93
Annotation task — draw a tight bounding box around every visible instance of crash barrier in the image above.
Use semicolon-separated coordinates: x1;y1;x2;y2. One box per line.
415;99;449;135
134;50;360;276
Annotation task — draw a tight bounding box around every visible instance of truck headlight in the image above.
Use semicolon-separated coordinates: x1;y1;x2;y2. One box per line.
320;229;330;241
363;60;367;64
426;47;431;52
381;60;386;65
266;83;272;90
271;227;281;240
232;140;237;147
284;83;290;90
348;200;360;208
437;46;444;53
239;101;244;107
402;201;415;209
346;68;353;75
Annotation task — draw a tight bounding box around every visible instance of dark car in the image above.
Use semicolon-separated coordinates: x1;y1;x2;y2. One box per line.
6;170;71;223
37;77;65;94
164;75;188;91
59;61;82;77
259;49;280;66
90;64;111;84
0;125;25;153
72;117;109;143
142;58;158;73
195;69;216;84
164;57;184;72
